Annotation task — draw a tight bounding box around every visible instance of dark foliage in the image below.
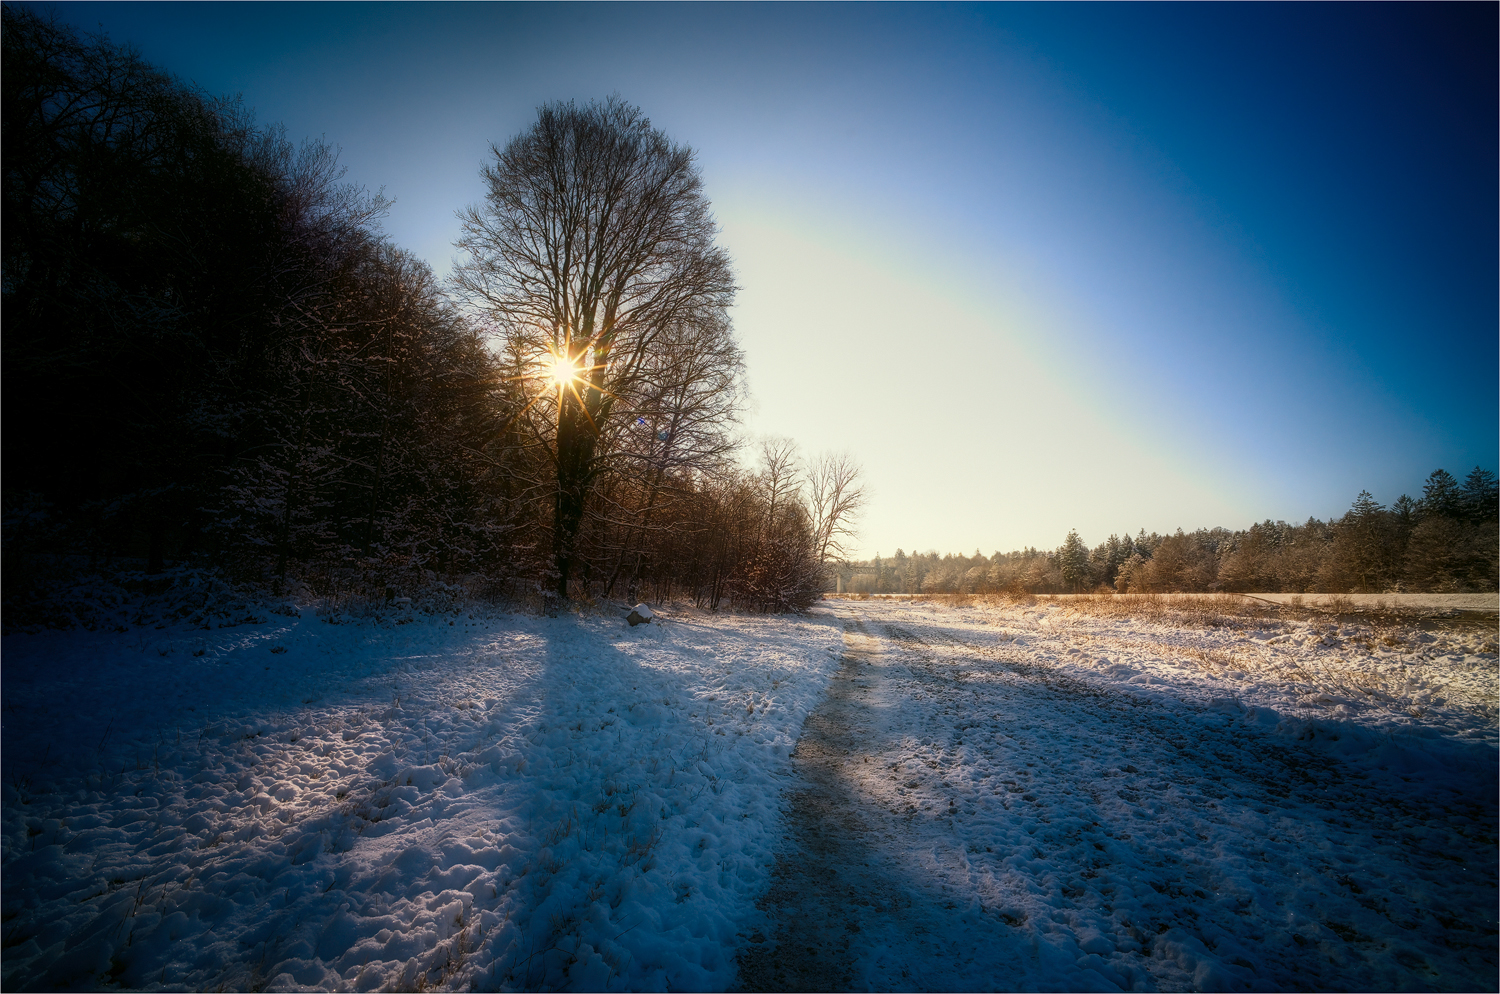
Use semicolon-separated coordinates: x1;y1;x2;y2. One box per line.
2;15;817;618
2;7;530;616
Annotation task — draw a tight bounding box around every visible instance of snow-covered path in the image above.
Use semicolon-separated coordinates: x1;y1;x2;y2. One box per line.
738;600;1498;991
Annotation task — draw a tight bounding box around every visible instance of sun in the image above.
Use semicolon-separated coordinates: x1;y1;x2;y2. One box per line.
544;351;580;388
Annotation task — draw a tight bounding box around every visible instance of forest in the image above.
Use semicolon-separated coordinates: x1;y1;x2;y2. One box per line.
859;468;1499;596
1;8;856;623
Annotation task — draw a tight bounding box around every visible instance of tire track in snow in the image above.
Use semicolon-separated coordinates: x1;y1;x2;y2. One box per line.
735;618;1027;992
735;620;873;991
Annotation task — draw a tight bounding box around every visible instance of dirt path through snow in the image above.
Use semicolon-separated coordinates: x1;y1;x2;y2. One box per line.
735;618;1023;991
734;620;880;990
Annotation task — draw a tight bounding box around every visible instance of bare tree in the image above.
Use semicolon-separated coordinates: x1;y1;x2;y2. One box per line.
756;437;802;537
808;451;866;564
453;97;737;600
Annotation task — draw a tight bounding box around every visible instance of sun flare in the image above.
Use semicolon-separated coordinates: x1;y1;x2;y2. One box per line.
545;351;580;388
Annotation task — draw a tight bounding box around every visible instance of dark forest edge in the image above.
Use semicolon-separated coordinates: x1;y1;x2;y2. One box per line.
848;468;1498;597
2;8;852;631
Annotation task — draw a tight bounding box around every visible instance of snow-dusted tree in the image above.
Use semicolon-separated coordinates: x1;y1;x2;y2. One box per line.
1403;517;1467;591
1114;552;1147;593
921;557;958;593
454;97;738;601
1275;519;1333;593
1320;490;1399;592
1401;468;1497;592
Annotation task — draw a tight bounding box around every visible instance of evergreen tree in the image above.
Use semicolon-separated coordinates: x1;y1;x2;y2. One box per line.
1419;469;1463;519
1461;467;1498;522
1322;490;1396;592
1058;529;1090;592
1350;490;1383;519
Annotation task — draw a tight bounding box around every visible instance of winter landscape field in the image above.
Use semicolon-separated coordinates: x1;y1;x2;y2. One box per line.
6;6;1497;992
3;593;1495;992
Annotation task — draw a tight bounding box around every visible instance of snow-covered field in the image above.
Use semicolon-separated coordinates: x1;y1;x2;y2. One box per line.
749;597;1497;992
1;605;843;991
2;595;1496;991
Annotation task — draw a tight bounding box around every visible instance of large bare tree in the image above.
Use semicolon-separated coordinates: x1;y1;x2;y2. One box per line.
808;451;866;565
454;98;737;600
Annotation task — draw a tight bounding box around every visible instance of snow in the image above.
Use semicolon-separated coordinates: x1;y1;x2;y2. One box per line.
3;594;1495;991
1;605;842;991
762;597;1498;991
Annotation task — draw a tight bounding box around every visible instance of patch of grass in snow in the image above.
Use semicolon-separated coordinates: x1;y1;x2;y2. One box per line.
894;590;1494;630
858;591;1286;627
1020;600;1499;725
1047;592;1283;628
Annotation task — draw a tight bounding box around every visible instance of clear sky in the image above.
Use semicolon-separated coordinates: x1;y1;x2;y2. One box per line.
40;1;1498;558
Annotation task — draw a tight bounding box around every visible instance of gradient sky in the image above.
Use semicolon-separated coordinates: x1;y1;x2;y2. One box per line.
40;2;1498;558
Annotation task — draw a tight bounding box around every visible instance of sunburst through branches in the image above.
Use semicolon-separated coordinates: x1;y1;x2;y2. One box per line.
503;339;617;434
544;349;581;389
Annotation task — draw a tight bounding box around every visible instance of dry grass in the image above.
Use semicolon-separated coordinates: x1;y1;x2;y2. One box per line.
1031;592;1486;628
827;589;1494;634
1040;593;1280;628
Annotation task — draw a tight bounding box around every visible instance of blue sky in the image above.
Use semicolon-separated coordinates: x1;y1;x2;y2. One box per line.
43;2;1497;556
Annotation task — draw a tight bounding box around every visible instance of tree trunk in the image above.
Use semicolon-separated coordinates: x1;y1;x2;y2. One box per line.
552;394;597;601
363;415;387;556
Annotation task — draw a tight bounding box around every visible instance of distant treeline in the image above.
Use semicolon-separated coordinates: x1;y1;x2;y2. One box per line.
1;8;835;616
858;468;1498;595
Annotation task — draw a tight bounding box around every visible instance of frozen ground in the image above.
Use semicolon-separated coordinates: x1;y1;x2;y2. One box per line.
1;604;843;991
738;598;1497;992
2;596;1496;991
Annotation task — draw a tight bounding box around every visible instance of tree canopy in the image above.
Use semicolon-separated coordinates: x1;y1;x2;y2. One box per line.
454;97;741;600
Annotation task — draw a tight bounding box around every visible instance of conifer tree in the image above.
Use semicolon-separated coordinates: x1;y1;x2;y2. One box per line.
1419;469;1463;519
1323;490;1396;591
1461;467;1498;522
1058;529;1090;592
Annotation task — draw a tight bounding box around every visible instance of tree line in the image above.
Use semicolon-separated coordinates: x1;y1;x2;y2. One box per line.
1;8;862;618
858;467;1498;596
